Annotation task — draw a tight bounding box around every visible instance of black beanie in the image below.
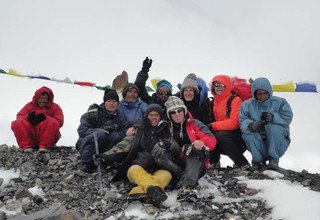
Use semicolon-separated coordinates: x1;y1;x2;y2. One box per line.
145;104;163;117
122;83;139;98
103;88;119;102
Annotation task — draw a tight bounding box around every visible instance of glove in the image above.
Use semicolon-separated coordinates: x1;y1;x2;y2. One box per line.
250;121;263;132
36;113;46;124
87;104;99;127
261;112;274;123
182;144;207;159
27;111;37;126
142;57;152;72
151;141;168;158
103;124;118;134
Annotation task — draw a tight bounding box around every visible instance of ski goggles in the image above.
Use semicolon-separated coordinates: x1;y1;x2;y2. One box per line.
169;107;185;115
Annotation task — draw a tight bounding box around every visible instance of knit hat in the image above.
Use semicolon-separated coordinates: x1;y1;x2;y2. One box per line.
156;79;173;93
122;83;139;98
103;88;119;102
145;103;163;117
180;73;199;94
165;96;187;118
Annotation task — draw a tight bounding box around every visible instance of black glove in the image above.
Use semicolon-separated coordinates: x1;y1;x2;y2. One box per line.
142;57;152;72
87;104;99;127
27;111;37;126
36;113;46;124
249;121;263;132
261;112;274;123
151;141;169;158
182;144;208;159
103;124;118;134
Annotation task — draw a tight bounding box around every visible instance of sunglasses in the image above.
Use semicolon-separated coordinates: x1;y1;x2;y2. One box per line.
212;81;225;88
158;91;171;96
169;107;184;115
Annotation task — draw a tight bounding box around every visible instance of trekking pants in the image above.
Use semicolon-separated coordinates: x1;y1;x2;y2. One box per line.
209;130;249;167
242;123;290;163
127;165;172;195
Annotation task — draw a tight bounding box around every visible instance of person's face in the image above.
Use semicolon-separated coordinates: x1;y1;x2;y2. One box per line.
169;107;185;124
183;87;195;101
105;100;119;112
211;81;225;95
37;93;49;108
148;111;161;127
157;87;171;101
255;89;270;102
125;89;139;102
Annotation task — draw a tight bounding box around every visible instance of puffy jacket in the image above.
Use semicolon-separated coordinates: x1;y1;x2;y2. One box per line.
239;77;293;134
118;98;148;127
16;86;64;127
209;75;241;131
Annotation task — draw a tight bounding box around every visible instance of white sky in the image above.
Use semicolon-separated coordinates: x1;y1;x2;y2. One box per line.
1;0;320;88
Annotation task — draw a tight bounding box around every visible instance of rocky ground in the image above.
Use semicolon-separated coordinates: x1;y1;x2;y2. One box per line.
1;144;320;220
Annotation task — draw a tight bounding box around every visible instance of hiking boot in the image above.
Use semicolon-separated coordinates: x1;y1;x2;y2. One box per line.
177;185;198;202
268;159;279;170
80;164;95;174
24;148;34;153
249;163;262;172
127;193;152;204
210;161;221;170
146;185;168;204
39;148;50;153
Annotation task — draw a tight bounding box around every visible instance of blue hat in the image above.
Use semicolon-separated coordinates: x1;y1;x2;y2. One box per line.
156;79;172;92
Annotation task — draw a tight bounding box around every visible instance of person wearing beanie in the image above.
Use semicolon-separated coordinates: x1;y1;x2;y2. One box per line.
11;86;64;153
111;104;172;205
179;73;210;125
134;57;173;117
119;82;148;134
75;88;129;173
207;74;250;170
149;96;217;202
104;88;119;103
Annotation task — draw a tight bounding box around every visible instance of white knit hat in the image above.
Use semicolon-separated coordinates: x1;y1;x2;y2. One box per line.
165;96;187;118
180;73;199;94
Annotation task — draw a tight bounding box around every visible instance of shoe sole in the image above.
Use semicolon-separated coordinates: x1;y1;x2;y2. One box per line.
146;186;168;203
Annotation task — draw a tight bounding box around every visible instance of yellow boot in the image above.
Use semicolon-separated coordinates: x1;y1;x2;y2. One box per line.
152;169;172;189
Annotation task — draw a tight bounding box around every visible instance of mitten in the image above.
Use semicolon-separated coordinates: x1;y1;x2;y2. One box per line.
27;111;37;126
87;104;99;127
103;124;118;134
151;141;167;157
182;144;206;159
250;121;263;132
261;112;274;123
36;113;46;124
142;57;152;72
168;140;181;156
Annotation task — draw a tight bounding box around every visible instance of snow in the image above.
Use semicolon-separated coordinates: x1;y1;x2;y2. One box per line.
1;0;320;219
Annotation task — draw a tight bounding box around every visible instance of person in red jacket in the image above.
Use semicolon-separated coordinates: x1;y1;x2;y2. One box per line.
207;75;250;169
11;86;64;152
152;96;217;202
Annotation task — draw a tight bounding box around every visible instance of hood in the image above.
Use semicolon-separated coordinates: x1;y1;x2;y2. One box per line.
251;77;273;99
32;86;54;105
211;75;232;99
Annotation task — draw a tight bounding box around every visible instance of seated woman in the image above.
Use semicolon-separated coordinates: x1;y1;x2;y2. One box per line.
111;104;172;206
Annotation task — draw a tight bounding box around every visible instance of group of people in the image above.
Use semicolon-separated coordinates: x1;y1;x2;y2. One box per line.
11;57;293;205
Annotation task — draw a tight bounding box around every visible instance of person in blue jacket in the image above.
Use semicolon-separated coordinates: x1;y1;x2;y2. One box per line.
76;89;129;173
239;77;293;171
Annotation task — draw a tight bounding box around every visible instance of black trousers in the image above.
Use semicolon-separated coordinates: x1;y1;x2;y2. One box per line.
209;130;249;167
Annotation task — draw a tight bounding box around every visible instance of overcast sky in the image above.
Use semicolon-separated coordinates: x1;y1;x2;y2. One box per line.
1;0;320;88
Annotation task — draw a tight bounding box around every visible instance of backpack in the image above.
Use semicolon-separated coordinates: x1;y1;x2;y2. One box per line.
208;78;252;122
